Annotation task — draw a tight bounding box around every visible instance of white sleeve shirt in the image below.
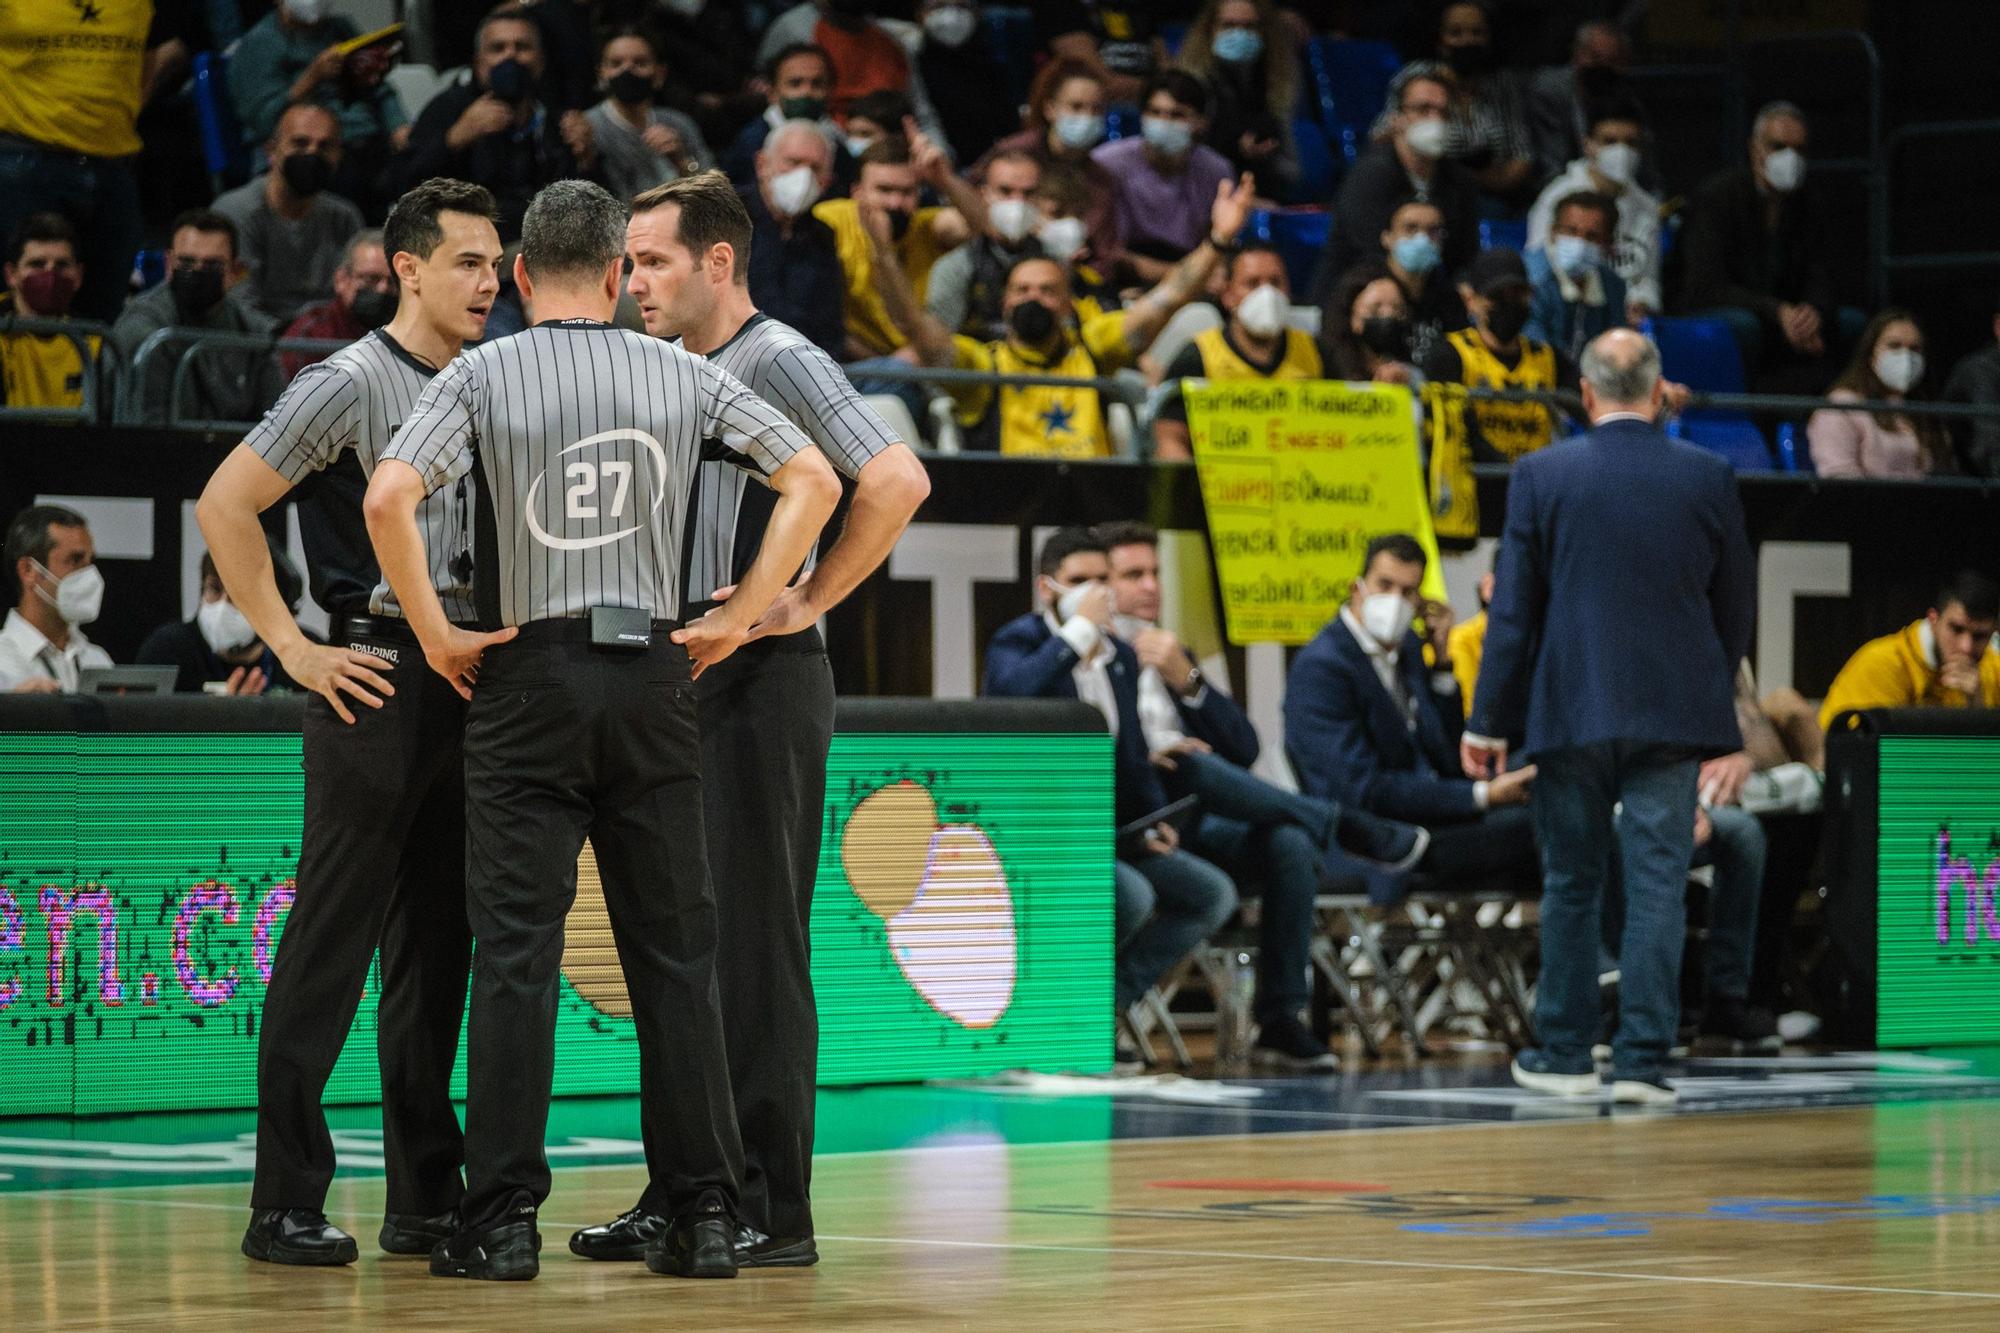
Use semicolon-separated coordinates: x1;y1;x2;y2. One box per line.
0;610;113;693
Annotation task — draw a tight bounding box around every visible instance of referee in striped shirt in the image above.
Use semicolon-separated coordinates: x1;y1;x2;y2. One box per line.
569;171;928;1270
195;178;504;1268
364;180;842;1282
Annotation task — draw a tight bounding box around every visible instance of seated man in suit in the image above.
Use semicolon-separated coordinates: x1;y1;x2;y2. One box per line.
1286;534;1540;887
1094;521;1424;1068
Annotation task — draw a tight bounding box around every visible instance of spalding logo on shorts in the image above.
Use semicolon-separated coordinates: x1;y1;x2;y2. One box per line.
525;428;668;551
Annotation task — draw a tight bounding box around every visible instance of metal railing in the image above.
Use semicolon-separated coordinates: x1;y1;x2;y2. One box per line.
124;327;353;433
0;317;123;424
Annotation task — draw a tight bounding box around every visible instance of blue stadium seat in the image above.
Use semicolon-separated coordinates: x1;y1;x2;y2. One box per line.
1306;38;1401;167
1478;218;1528;253
192;51;248;191
1288;116;1335;203
1162;23;1189;55
133;248;167;292
983;7;1036;113
1652;315;1776;470
1773;420;1813;472
1247;208;1332;294
1104;104;1140;141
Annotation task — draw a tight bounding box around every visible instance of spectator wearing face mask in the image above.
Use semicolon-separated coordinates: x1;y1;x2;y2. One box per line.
925;150;1051;340
280;228;394;382
212;103;364;325
1092;70;1233;285
1807;310;1955;479
1389;3;1538;212
629;0;761;153
1527;102;1661;322
842;90;917;163
1313;72;1479;305
1175;0;1299;197
721;43;857;192
1523;20;1635;189
136;550;309;696
1364;197;1464;367
743;120;847;359
112;210;283;426
383;6;597;242
0;213;100;412
1677;101;1858;390
974;60;1122;275
1423;247;1577;464
1026;165;1122;318
585;29;714;202
1321;269;1419;385
754;1;954;155
0;505;112;695
1524;191;1628;363
914;2;1015;166
1153;244;1321;460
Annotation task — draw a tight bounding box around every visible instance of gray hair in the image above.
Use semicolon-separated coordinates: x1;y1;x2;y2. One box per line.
764;117;833;162
521;180;628;283
340;227;385;272
1580;330;1661;404
1751;100;1807;140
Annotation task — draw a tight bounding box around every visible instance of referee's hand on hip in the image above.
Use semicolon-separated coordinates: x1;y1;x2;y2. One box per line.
281;642;397;725
422;625;520;700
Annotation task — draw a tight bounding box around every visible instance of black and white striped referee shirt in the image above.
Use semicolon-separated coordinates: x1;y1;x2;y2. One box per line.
243;329;475;621
384;319;814;625
685;313;902;602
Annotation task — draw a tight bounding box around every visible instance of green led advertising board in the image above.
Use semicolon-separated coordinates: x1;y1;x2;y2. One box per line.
0;729;1112;1116
1876;735;2000;1046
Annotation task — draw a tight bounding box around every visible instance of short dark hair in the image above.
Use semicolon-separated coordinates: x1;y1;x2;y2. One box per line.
1552;190;1618;238
1038;526;1105;579
521;179;628;284
6;212;78;267
475;3;538;55
5;504;87;598
1141;69;1210;119
765;41;831;86
1225;241;1286;282
1937;569;2000;622
858;136;914;175
1005;252;1069;290
597;24;659;63
632;170;753;287
169;209;240;261
382;178;499;268
847;89;913;132
1361;533;1426;578
1093;520;1158;553
1586;99;1645;135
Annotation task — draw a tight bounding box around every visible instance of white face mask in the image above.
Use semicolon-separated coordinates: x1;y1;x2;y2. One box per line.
767;164;822;218
1111;613;1152;641
989;198;1039;245
846;135;877;160
1592;141;1640;186
1550;234;1603;279
923;4;977;48
1762;146;1805;193
1235;284;1289;339
1403;116;1450;160
1141;116;1193;157
33;560;104;627
1874;346;1925;393
1359;591;1415;647
197;596;260;657
1054;112;1106;151
1052;578;1100;623
1036;216;1087;262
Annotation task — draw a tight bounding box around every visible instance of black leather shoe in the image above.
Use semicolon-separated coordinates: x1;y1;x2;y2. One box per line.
380;1210;459;1256
1330;807;1430;873
242;1209;359;1266
645;1191;737;1278
569;1206;667;1261
428;1220;540;1281
734;1224;819;1269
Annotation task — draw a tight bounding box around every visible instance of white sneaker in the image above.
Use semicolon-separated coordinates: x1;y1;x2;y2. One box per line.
1610;1076;1678;1106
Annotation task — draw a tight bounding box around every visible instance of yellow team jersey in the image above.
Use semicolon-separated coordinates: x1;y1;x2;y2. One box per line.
1447;610;1486;718
1444;327;1559;462
0;2;152;158
950;310;1134;458
1189;326;1322;382
814;198;954;357
1818;620;2000;731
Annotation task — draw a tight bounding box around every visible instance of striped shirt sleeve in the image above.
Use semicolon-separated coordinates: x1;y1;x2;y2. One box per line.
384;357;480;495
757;341;904;479
242;361;360;481
697;358;815;477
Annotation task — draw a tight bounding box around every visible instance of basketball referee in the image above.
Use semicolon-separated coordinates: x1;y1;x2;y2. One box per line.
195;179;504;1267
568;171;929;1269
364;179;842;1282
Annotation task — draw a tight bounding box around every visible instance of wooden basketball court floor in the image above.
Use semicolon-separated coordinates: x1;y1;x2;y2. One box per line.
7;1051;2000;1330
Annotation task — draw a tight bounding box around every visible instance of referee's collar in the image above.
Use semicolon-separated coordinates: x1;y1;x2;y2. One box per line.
372;328;443;378
710;311;768;358
534;317;618;330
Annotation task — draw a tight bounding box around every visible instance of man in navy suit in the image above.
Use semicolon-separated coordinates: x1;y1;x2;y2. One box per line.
1466;328;1754;1105
1285;536;1541;886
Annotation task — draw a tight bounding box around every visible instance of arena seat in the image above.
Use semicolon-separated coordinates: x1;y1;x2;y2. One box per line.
1290;116;1336;202
1652;315;1778;470
192;52;249;193
1478;218;1528;253
1306;38;1400;168
982;6;1035;111
1247;207;1332;293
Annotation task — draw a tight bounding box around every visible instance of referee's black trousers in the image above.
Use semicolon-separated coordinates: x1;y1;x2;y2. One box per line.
459;623;743;1232
252;626;472;1216
636;627;834;1240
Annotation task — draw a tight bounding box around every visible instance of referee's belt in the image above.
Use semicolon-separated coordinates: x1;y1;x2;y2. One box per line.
329;612;481;643
683;602;826;656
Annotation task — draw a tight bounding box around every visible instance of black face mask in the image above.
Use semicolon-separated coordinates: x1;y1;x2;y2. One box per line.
350;287;396;329
886;208;913;242
779;95;827;122
608;69;654;104
169;266;226;321
1359;315;1412;358
1445;42;1494;77
487;58;537;104
1007;299;1058;346
1484;296;1530;343
1576;63;1621;98
280;151;332;197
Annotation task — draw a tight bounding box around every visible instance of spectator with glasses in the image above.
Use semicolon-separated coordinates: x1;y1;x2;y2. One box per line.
279;229;395;382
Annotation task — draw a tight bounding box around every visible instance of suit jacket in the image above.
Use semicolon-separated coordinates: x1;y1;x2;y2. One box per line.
1469;418;1755;758
1284;615;1482;825
1674;165;1833;328
983;612;1167;829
